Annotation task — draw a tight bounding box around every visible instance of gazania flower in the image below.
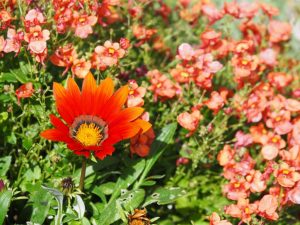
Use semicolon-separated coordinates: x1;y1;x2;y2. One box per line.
41;74;151;159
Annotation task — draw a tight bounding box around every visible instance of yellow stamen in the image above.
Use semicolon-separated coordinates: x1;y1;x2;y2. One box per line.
282;169;290;175
244;207;250;214
33;31;39;37
272;137;278;143
79;17;86;23
181;72;189;78
241;59;248;65
75;123;102;146
129;90;135;95
108;48;115;54
275;116;281;122
234;183;240;188
157;83;162;88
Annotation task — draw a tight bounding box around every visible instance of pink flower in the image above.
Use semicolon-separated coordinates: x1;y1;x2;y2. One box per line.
217;145;235;166
261;144;279;160
24;9;45;28
204;90;227;114
92;41;126;69
268;20;292;43
225;198;257;223
24;26;50;54
209;212;232;225
246;170;267;193
3;28;24;54
234;131;253;149
201;3;223;24
288;183;300;204
71;58;91;79
238;2;259;19
177;110;202;136
259;48;278;67
285;99;300;112
127;80;146;107
258;195;279;220
178;43;194;61
274;162;300;188
223;178;250;200
72;13;97;39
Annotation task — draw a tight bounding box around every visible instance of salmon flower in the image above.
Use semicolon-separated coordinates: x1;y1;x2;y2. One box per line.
15;82;34;104
209;212;232;225
72;12;97;39
40;74;151;159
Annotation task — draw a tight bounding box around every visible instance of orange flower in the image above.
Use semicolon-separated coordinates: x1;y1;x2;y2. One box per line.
41;74;151;159
15;82;34;104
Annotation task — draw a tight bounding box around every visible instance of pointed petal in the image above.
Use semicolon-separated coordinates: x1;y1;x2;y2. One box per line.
94;144;115;160
66;77;82;116
40;129;70;142
93;77;114;115
133;119;152;133
49;114;69;132
81;73;97;114
101;85;129;120
108;107;144;124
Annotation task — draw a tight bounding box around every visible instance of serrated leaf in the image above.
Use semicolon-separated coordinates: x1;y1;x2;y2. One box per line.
0;189;13;224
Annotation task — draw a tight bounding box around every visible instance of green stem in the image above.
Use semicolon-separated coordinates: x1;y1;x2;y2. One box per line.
79;157;87;191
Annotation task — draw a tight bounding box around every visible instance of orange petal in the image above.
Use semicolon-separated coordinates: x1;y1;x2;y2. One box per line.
66;78;82;114
40;129;70;142
93;77;114;115
108;123;141;143
133;119;152;133
101;85;129;119
49;114;69;132
81;73;97;114
107;107;144;124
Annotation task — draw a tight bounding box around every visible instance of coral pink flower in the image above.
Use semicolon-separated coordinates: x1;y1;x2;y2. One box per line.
257;195;279;220
50;44;78;75
242;93;267;123
71;58;91;79
209;212;232;225
132;24;157;46
225;198;257;223
177;110;202;136
3;28;23;54
0;10;13;30
238;2;259;19
170;64;194;83
234;131;253;149
290;120;300;146
223;178;250;200
72;12;97;38
223;1;239;18
24;25;49;54
261;144;279;160
147;70;180;101
250;123;269;145
130;127;155;157
259;48;278;67
200;29;222;49
54;8;73;33
24;9;45;28
0;36;5;52
274;162;300;188
288;183;300;204
127;80;146;107
205;91;227;114
285;99;300;112
15;82;34;104
265;109;293;135
268;72;293;91
232;40;255;55
92;41;126;69
268;20;292;43
201;3;223;24
196;53;223;74
217;145;235;166
280;146;300;169
177;43;194;61
246;170;267;193
260;3;279;18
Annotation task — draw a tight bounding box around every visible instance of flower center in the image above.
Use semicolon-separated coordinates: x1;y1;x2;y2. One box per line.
108;48;115;54
75;123;103;146
70;115;108;147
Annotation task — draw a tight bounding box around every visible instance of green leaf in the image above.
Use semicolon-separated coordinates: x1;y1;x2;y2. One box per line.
134;123;177;189
143;187;186;207
118;189;145;211
29;185;52;224
0;190;13;224
73;195;85;219
109;159;145;202
98;182;115;195
96;201;118;224
42;185;64;225
0;156;12;177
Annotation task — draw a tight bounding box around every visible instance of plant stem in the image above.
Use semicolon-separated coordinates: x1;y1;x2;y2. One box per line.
79;157;87;191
